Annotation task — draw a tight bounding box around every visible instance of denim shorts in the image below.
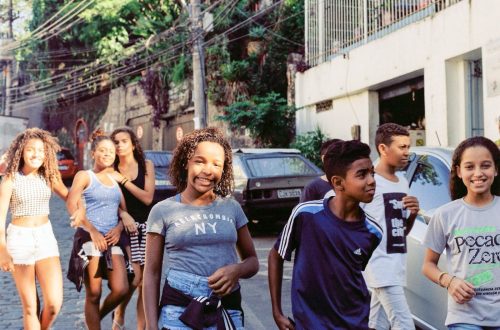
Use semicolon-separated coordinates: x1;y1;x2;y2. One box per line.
6;221;59;265
159;269;244;330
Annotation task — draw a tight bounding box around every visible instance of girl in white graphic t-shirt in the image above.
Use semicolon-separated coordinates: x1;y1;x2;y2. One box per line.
422;136;500;329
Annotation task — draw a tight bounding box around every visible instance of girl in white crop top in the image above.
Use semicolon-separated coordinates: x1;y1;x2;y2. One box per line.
0;128;85;330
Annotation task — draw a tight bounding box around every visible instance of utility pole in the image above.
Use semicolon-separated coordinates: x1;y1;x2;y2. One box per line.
8;0;14;39
0;0;14;116
3;61;12;116
190;0;207;129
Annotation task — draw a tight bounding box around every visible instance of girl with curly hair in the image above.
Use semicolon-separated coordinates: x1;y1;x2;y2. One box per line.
109;126;155;330
143;127;259;330
422;136;500;329
0;128;84;329
66;130;135;330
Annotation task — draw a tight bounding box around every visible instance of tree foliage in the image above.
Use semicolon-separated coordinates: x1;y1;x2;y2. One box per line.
291;127;329;168
206;0;304;103
15;0;306;144
17;0;185;128
218;92;296;147
207;0;305;147
138;66;169;128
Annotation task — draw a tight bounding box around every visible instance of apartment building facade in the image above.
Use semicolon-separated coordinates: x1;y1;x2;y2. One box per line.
295;0;500;151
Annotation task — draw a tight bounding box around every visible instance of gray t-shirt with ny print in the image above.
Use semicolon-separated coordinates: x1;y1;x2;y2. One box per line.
147;194;248;277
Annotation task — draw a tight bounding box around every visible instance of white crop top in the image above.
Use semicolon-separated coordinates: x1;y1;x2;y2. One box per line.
9;172;51;217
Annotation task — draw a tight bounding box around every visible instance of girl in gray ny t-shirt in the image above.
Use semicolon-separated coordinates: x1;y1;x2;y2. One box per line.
143;128;259;330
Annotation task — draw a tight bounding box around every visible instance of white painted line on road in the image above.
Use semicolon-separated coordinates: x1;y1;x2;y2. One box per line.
242;300;267;330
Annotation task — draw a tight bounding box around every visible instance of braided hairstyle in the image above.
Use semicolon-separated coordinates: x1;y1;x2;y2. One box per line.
4;128;62;187
89;128;113;152
169;127;233;197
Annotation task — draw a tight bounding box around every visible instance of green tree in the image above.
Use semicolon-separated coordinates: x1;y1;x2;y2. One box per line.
291;127;328;168
218;92;296;147
206;0;304;103
17;0;185;129
259;0;304;96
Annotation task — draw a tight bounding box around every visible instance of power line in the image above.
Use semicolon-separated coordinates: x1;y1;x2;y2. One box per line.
13;0;279;100
8;0;236;97
9;0;294;114
11;52;186;114
12;0;230;94
8;4;196;94
1;0;94;52
10;32;192;108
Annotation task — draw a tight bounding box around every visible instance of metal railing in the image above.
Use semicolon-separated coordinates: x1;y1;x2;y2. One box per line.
305;0;463;66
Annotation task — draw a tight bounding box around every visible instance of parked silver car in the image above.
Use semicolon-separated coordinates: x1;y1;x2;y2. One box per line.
402;147;453;330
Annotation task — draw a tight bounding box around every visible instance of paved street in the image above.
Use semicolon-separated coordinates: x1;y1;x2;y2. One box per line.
0;196;292;329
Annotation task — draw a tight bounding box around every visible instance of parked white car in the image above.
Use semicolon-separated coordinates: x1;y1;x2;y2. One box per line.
402;147;453;330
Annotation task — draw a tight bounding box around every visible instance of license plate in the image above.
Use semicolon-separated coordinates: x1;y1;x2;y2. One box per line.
156;179;171;186
59;165;68;170
277;188;301;198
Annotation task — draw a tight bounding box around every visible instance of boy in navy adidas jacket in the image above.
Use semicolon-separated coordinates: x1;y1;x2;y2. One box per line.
268;140;383;330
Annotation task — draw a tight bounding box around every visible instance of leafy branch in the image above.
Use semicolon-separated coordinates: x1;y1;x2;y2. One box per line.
218;92;296;147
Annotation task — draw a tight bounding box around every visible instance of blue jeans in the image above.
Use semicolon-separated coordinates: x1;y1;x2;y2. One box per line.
159;269;244;330
448;324;500;330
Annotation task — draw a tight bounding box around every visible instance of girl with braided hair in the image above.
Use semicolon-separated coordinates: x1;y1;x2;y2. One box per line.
143;127;259;330
0;128;84;329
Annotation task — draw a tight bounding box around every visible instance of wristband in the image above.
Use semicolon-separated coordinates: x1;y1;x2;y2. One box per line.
437;271;448;287
446;276;456;289
121;178;128;186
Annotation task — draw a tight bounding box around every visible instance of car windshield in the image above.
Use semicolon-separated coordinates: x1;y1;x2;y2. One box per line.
245;155;317;177
232;157;247;179
145;152;172;181
57;149;74;160
409;154;451;213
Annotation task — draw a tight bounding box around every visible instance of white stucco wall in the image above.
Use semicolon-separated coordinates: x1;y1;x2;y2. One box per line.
296;0;500;147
